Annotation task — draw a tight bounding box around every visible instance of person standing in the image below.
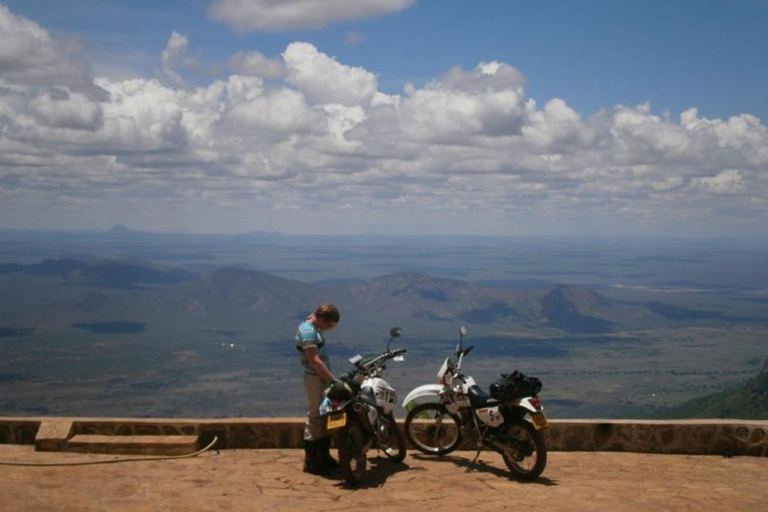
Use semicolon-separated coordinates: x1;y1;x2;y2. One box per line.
295;303;340;475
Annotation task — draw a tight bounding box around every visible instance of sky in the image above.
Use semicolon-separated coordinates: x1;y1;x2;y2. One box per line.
0;0;767;237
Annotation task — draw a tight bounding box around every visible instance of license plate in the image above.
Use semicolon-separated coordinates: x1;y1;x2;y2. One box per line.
327;412;347;430
530;412;549;430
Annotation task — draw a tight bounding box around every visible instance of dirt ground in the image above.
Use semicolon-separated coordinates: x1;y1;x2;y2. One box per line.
2;445;767;511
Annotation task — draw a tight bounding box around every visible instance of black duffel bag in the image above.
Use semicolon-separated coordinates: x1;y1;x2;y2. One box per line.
489;370;542;402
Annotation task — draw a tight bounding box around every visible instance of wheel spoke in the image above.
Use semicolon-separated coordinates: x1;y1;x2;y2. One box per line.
405;403;462;455
430;415;445;445
500;420;547;480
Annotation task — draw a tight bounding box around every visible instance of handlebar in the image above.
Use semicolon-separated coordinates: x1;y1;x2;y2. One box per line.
456;345;475;356
341;370;359;382
351;348;407;377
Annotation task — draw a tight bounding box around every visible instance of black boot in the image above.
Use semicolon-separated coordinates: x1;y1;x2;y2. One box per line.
303;440;320;474
303;440;334;476
316;436;340;472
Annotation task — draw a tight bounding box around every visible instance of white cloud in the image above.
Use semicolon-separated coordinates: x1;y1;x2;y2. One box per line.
0;4;94;90
283;42;378;106
98;78;190;150
1;3;768;236
207;0;415;32
344;31;365;47
223;83;322;135
395;62;529;142
228;51;286;79
161;31;190;87
692;170;745;195
522;98;584;149
0;5;104;137
28;89;103;131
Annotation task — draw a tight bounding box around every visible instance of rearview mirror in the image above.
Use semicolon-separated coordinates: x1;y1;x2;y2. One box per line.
460;325;468;337
389;327;402;338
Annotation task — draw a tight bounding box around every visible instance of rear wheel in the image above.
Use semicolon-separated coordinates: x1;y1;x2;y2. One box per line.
404;402;463;456
500;418;547;481
338;418;367;485
379;413;407;462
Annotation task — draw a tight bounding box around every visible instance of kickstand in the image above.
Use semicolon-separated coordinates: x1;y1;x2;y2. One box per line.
465;446;483;472
465;415;486;472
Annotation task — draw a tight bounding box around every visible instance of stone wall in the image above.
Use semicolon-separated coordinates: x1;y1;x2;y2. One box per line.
69;418;305;450
0;418;39;445
1;417;766;456
543;419;768;457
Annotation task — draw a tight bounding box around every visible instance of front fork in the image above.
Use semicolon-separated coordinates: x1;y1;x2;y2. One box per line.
456;407;488;450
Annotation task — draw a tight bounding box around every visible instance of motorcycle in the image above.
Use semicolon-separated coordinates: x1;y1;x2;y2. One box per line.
401;326;548;481
319;327;408;485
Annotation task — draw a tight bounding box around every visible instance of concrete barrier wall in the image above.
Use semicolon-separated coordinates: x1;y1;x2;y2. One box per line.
1;417;767;456
0;418;39;445
543;419;768;457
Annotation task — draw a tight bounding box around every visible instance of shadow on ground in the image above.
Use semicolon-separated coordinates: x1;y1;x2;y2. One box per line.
333;455;413;489
410;453;558;486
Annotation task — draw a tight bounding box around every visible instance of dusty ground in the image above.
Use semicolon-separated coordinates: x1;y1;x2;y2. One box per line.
1;445;767;511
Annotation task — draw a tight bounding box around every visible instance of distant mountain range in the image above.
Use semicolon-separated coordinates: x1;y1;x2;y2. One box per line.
0;257;716;340
104;224;283;238
658;360;768;419
2;256;765;419
0;258;194;290
107;224;138;235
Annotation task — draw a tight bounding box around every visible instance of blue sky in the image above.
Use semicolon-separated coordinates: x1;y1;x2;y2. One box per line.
8;0;767;120
1;0;767;236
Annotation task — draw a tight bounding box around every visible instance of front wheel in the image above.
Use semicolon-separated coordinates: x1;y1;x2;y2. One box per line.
379;413;407;463
499;418;547;481
337;418;367;485
404;402;463;456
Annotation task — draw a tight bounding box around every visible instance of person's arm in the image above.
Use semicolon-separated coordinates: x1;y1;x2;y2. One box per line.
303;347;335;382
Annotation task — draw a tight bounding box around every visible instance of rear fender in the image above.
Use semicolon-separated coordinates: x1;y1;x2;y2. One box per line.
507;396;542;415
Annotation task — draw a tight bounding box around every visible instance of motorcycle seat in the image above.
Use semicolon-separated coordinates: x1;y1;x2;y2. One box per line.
467;385;499;408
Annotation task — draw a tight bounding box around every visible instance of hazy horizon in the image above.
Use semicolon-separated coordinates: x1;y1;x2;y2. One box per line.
3;224;768;244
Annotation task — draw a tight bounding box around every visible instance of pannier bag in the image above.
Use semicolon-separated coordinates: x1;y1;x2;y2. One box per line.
489;371;542;402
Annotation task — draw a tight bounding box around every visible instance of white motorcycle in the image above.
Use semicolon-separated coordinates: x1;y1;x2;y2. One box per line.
401;326;548;481
320;327;407;485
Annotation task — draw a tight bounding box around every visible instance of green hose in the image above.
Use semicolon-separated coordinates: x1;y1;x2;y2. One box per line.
0;435;219;467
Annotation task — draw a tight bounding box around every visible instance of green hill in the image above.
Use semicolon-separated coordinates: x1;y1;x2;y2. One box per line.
658;360;768;419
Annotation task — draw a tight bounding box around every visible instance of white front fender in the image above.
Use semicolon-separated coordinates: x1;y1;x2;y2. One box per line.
401;384;443;411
